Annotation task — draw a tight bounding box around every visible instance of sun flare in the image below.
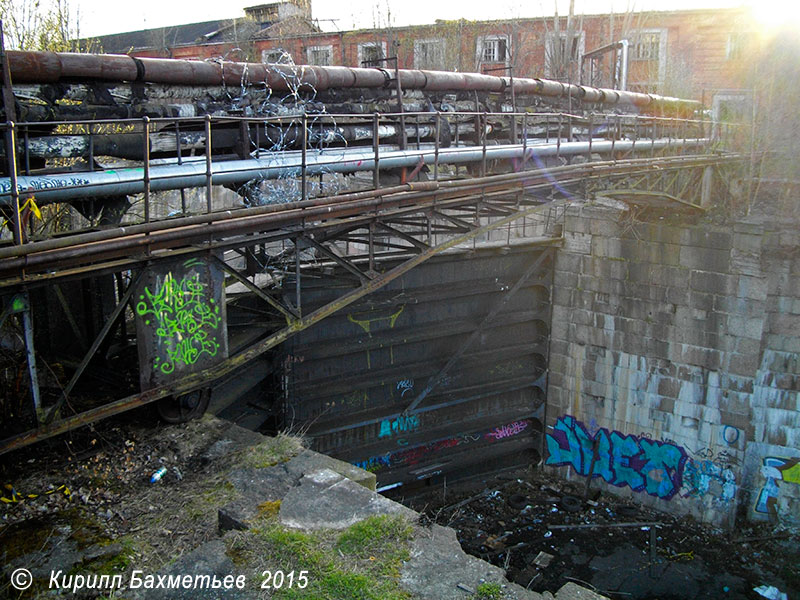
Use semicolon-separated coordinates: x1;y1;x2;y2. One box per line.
747;0;800;31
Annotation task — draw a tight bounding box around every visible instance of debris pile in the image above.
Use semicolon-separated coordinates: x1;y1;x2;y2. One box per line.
410;471;799;600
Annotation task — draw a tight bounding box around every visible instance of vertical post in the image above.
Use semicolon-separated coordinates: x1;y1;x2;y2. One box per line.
368;221;375;273
588;113;593;160
23;125;30;174
142;116;151;223
556;114;562;160
373;112;380;189
176;120;182;165
294;240;301;318
522;112;528;158
426;212;432;246
610;115;616;158
5;121;22;244
301;111;308;202
433;112;440;181
205;114;213;213
480;112;487;178
20;295;42;423
87;123;94;171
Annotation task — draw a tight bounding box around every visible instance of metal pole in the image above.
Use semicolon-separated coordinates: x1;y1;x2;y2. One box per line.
5;121;22;244
142;116;150;223
434;112;440;181
373;112;380;189
20;296;42;423
301;111;308;201
205;114;213;213
294;239;301;317
481;112;487;177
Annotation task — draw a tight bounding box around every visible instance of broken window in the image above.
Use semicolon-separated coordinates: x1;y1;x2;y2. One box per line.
262;48;292;64
359;42;386;67
545;31;584;78
726;32;748;60
631;31;664;61
307;45;333;66
479;36;509;63
414;39;446;70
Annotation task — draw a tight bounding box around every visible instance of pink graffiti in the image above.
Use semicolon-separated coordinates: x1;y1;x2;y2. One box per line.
486;420;529;440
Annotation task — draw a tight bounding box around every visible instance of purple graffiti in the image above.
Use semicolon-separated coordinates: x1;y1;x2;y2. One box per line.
545;415;687;500
354;419;534;474
486;420;529;440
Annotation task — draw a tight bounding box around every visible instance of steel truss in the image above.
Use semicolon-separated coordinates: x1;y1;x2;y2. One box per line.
0;151;746;454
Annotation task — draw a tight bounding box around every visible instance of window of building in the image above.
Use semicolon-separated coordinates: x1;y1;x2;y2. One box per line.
414;38;446;70
477;35;509;64
358;42;387;67
262;48;292;64
307;45;333;66
631;30;665;61
627;29;667;88
545;31;584;78
726;32;747;60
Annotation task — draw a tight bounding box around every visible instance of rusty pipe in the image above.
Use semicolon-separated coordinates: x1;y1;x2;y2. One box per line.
6;51;701;113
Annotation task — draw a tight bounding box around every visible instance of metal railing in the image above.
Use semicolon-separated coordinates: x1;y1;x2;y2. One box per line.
0;110;745;243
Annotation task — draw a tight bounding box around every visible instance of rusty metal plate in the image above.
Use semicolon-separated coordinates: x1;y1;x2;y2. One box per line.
135;255;228;390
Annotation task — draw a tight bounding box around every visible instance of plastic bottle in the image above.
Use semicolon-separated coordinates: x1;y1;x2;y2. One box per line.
150;467;168;483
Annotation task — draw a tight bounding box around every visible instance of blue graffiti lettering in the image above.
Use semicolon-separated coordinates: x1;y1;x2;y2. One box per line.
545;415;687;500
379;414;420;438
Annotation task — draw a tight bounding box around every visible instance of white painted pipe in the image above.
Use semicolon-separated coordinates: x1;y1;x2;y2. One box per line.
0;138;709;205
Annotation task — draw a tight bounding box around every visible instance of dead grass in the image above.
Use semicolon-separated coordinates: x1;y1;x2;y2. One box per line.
241;432;306;469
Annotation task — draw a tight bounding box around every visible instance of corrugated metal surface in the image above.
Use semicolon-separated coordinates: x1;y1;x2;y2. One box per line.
279;244;553;490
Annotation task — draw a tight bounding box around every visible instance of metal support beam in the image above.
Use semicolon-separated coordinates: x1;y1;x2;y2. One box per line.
0;199;564;455
212;255;299;323
17;294;42;423
45;270;144;423
301;235;372;283
403;247;554;415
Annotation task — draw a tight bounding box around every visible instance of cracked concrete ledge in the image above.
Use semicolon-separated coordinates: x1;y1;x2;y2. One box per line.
213;424;607;600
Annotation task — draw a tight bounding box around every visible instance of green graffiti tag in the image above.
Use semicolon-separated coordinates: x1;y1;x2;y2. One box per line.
135;265;221;375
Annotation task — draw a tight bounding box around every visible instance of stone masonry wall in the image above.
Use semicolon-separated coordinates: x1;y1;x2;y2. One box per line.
545;199;800;528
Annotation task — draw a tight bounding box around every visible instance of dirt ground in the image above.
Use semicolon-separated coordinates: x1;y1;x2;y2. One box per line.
404;470;799;600
2;416;798;600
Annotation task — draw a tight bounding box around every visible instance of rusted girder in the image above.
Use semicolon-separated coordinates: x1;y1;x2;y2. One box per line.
0;200;564;456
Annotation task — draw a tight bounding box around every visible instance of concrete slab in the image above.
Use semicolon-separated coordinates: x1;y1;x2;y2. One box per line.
279;469;415;531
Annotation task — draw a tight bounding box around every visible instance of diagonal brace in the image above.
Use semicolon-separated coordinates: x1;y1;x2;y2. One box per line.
301;235;373;283
46;270;144;424
403;247;554;415
212;255;299;323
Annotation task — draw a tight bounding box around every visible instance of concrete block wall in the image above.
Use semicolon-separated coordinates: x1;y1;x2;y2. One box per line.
545;200;800;528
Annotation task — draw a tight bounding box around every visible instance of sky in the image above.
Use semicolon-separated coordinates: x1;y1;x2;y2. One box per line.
68;0;791;39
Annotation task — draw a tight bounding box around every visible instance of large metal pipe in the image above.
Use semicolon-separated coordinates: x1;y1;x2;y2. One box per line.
7;51;700;113
0;137;708;205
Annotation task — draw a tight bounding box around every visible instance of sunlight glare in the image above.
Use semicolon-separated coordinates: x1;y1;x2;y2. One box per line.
748;0;800;31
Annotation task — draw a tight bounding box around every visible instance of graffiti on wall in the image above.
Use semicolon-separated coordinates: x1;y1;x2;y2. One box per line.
135;258;222;375
755;457;800;515
680;458;737;504
355;418;534;474
545;415;687;500
347;305;405;368
379;414;420;438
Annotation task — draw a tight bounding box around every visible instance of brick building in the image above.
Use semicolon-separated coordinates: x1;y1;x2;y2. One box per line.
95;2;759;101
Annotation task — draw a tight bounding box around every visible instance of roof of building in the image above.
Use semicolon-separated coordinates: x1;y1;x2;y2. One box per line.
92;20;238;53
